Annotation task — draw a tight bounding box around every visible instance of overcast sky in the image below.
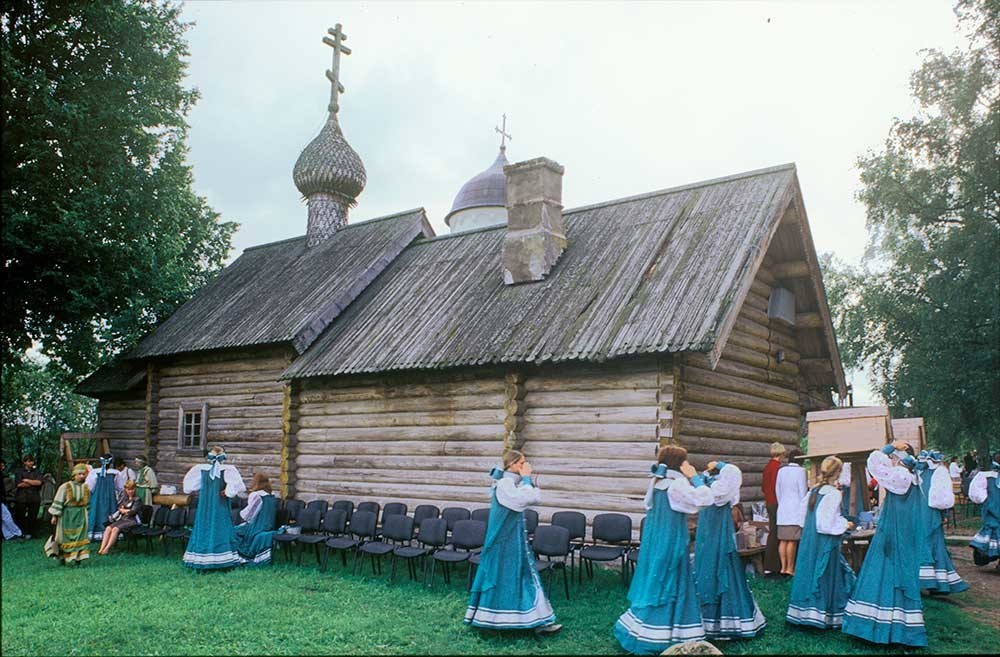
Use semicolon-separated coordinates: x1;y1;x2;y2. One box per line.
177;0;965;404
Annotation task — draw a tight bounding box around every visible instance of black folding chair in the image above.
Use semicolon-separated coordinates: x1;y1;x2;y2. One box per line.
331;500;354;526
580;513;632;587
162;507;189;557
291;509;325;566
470;508;491;525
552;510;587;582
411;504;440;539
357;501;380;520
316;509;350;572
124;504;156;553
360;514;413;577
533;524;571;599
431;519;485;588
394;517;440;583
305;499;329;518
284;499;306;523
377;503;407;537
524;508;539;539
348;511;379;574
441;507;471;545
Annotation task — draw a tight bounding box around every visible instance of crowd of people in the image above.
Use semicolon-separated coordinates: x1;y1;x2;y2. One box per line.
2;441;998;652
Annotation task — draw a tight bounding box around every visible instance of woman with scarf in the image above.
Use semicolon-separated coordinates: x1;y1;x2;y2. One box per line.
842;441;927;647
916;450;968;593
786;456;856;629
133;455;158;507
235;472;279;566
182;446;247;570
613;444;714;653
85;453;123;541
44;464;91;564
465;449;561;635
968;451;1000;568
97;479;143;555
693;461;766;640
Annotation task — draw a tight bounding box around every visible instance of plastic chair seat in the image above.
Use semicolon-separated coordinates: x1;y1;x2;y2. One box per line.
297;534;327;545
360;542;395;556
580;545;626;561
325;536;358;550
394;546;428;559
433;550;471;563
273;533;298;543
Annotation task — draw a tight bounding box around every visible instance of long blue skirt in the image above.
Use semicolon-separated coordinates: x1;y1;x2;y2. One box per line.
786;491;856;628
235;494;278;566
842;485;927;647
87;472;118;541
465;491;555;630
183;471;240;570
693;504;766;639
614;486;705;654
970;476;1000;560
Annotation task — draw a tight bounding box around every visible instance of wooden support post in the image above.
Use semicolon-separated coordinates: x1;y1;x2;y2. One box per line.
503;371;527;452
281;380;300;500
144;362;159;467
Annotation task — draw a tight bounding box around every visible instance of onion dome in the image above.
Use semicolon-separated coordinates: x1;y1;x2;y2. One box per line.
293;115;367;205
445;148;509;227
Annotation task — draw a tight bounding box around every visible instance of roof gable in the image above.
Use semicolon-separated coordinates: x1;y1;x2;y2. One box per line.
128;209;433;360
282;164;802;379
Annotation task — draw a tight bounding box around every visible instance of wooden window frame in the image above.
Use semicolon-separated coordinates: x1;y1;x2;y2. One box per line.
177;402;209;453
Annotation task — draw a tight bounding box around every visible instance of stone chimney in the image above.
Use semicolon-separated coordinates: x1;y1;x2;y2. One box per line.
501;157;566;285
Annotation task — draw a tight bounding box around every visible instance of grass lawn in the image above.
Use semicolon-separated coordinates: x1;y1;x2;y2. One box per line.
1;537;997;655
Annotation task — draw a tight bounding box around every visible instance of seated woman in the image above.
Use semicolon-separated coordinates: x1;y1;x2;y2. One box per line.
235;473;278;566
97;480;143;556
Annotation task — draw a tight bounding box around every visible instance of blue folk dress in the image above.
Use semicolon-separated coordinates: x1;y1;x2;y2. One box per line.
235;491;278;566
917;464;967;593
465;470;556;630
969;468;1000;562
614;467;714;654
842;448;927;647
693;463;766;639
181;458;247;570
86;463;122;541
786;485;856;628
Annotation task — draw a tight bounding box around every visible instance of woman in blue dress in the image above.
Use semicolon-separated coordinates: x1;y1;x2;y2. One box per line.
693;461;766;640
85;453;122;541
842;441;927;647
465;449;561;635
235;472;278;566
786;456;856;629
968;452;1000;568
916;450;968;593
182;446;247;570
614;444;714;653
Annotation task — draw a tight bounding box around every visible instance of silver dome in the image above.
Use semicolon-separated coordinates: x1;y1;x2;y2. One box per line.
445;149;509;226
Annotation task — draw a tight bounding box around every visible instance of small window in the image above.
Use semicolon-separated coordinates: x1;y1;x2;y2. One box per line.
177;403;208;451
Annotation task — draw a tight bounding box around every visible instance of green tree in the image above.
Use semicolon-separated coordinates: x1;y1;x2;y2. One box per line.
1;0;237;375
824;0;999;460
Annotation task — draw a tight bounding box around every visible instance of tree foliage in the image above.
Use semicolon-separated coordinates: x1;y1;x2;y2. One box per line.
1;0;237;375
824;0;999;459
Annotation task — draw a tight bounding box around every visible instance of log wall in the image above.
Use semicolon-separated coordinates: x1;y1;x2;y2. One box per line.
97;393;147;462
674;263;826;503
294;368;508;511
151;347;293;489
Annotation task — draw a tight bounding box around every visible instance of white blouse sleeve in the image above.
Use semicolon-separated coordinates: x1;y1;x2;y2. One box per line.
85;470;98;491
643;479;656;511
866;449;913;495
222;465;247;499
927;466;955;510
838;462;852;488
814;487;849;535
241;490;263;522
968;472;990;504
495;476;541;512
709;464;742;506
182;465;204;494
667;477;714;513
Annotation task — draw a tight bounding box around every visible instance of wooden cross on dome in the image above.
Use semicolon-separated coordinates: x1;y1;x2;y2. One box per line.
495;113;512;152
323;23;352;114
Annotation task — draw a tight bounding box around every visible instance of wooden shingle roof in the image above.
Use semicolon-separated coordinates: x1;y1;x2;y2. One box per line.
127;209;433;360
75;360;147;396
282;164;801;379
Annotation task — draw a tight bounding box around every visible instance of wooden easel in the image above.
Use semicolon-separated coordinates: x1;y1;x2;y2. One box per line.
57;432;111;481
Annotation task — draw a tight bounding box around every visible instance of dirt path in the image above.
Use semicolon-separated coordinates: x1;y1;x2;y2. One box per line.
935;544;1000;629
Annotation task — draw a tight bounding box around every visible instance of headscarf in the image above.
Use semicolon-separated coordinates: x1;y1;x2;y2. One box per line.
99;453;113;476
72;463;88;477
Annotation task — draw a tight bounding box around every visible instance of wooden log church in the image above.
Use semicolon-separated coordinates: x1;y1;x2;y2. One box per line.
77;25;846;531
